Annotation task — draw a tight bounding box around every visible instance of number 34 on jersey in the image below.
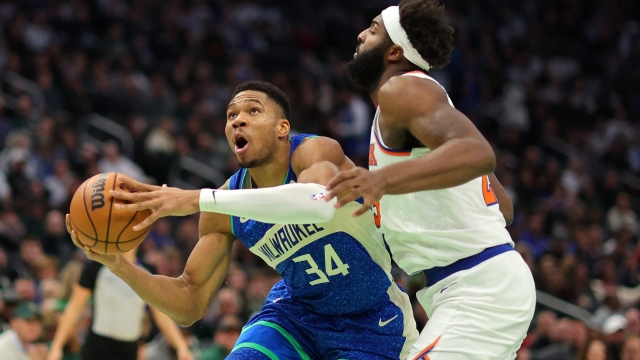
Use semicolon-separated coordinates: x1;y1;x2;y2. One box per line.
293;244;350;285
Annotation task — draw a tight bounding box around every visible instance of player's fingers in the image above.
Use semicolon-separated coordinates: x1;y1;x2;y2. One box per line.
119;176;160;192
326;170;357;192
65;214;72;234
114;200;156;212
110;190;147;202
69;230;82;248
327;178;359;202
335;189;361;209
352;203;370;217
132;212;159;231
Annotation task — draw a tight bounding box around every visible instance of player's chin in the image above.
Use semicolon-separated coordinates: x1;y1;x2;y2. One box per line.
236;155;257;169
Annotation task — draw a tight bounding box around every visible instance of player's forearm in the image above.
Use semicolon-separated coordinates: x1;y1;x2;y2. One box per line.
379;138;496;194
110;246;230;326
199;183;337;224
109;261;194;324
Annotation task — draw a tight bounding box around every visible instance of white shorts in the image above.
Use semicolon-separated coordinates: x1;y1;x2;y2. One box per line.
406;250;536;360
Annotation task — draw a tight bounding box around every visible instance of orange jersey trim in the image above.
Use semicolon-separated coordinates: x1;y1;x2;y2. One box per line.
413;336;441;360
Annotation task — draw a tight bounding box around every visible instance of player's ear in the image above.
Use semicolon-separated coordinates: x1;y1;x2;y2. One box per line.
387;44;404;63
277;118;290;138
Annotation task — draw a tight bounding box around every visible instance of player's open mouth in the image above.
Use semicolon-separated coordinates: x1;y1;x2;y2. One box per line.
234;134;249;154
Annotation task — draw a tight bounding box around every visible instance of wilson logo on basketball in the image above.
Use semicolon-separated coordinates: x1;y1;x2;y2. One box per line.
90;173;109;210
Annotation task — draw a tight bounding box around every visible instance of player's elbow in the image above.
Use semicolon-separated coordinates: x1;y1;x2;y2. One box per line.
477;144;496;175
174;308;204;327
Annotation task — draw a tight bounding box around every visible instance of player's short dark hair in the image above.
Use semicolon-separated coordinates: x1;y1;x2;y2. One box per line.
232;80;291;119
398;0;454;69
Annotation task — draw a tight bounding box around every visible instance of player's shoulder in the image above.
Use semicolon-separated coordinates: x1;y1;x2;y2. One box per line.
379;72;448;113
291;135;344;173
294;136;341;154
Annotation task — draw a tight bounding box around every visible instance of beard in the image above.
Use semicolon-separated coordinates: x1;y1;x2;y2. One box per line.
344;41;389;93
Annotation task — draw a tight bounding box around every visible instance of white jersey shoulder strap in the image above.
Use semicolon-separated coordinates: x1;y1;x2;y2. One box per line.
401;71;454;107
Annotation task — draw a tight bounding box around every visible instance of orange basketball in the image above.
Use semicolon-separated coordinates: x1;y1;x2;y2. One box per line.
69;172;151;254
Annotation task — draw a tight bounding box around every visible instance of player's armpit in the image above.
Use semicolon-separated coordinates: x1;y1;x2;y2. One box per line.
291;136;355;176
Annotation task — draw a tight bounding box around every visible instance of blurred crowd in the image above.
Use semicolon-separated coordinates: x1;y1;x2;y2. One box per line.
0;0;639;359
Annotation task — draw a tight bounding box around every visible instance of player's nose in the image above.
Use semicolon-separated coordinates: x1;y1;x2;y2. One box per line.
231;115;248;128
357;29;367;44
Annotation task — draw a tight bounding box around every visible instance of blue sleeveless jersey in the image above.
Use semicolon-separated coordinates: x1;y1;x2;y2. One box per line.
227;134;399;315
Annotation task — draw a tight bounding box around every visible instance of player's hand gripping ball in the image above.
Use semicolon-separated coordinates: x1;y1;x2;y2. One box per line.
69;172;151;254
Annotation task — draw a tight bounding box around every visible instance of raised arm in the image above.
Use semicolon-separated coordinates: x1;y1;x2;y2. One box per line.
66;211;234;326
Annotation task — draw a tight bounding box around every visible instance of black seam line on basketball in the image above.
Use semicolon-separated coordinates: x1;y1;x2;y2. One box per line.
88;233;147;244
116;228;148;244
105;172;118;254
81;179;98;239
70;218;100;247
116;210;139;252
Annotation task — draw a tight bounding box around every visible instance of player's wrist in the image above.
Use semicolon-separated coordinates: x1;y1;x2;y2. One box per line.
374;168;391;195
199;188;216;212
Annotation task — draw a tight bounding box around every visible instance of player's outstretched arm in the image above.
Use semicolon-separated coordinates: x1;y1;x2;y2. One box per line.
488;173;514;226
66;211;234;326
112;137;350;228
327;76;496;215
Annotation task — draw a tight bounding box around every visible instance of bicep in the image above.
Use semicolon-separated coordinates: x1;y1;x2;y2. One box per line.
292;137;355;176
183;232;234;309
179;212;234;307
405;103;488;151
379;77;489;151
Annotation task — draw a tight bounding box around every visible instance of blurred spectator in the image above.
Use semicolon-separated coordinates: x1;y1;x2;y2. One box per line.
97;141;146;182
0;0;637;357
621;336;640;360
197;315;242;360
607;193;640;237
578;339;608;360
0;302;48;360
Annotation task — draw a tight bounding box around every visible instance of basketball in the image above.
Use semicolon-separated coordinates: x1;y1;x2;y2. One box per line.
69;172;151;255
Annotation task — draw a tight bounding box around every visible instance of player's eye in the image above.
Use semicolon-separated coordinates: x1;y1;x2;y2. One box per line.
228;113;236;120
251;108;260;114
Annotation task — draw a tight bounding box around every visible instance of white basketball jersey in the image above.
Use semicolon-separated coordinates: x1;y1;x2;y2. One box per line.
369;71;514;275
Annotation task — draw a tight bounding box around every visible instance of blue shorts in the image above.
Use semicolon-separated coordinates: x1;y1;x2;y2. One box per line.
228;283;415;359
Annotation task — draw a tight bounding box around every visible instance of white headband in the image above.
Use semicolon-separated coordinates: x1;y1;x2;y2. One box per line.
381;6;431;71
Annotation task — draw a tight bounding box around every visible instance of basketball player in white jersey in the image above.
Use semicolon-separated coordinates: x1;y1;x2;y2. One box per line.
325;0;536;359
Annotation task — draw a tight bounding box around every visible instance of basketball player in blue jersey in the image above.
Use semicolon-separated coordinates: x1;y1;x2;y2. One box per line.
66;80;419;359
325;0;536;359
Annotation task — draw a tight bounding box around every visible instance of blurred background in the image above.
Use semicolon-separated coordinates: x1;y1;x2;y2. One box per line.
0;0;639;359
